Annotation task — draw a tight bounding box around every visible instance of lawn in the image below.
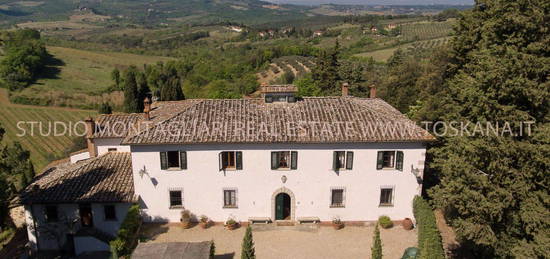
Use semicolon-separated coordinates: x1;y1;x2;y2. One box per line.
0;89;96;170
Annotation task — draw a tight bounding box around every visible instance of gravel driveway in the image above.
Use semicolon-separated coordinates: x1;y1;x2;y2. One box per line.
141;223;417;259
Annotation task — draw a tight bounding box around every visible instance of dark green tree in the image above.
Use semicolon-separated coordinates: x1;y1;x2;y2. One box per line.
0;29;49;90
311;42;340;95
160;77;185;101
111;68;121;90
136;72;150;112
371;224;382;259
418;1;550;257
241;226;255;259
123;67;140;113
99;102;113;114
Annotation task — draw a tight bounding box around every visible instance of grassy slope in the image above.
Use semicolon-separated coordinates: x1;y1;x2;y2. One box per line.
27;46;175;94
0;89;96;170
8;46;175;108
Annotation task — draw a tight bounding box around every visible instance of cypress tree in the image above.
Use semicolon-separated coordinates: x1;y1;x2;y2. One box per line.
241;226;255;259
371;224;382;259
99;102;113;114
160;76;185;101
123;68;140;113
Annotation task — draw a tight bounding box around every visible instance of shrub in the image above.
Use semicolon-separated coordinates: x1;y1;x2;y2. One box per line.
378;215;393;229
210;240;215;259
241;226;255;259
109;204;141;258
371;224;382;259
413;196;444;259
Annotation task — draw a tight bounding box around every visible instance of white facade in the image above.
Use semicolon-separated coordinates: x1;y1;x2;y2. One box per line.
24;203;131;252
95;138;131;156
130;142;426;223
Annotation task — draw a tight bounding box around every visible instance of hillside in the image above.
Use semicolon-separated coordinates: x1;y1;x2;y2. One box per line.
8;46;175;109
0;89;96;170
0;0;313;27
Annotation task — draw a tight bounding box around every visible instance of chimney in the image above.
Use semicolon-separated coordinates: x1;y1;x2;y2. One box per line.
84;117;97;157
143;97;151;120
369;85;377;98
341;82;349;97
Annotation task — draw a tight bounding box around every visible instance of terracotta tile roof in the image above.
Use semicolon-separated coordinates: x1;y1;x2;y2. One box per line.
93;100;202;139
121;97;434;145
20;152;134;204
93;114;143;138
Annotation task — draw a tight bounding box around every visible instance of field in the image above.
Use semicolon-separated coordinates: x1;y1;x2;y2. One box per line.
400;20;454;41
8;46;174;109
0;89;96;170
354;37;451;62
257;56;315;84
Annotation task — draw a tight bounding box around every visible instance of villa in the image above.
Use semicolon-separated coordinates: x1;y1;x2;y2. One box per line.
19;84;434;255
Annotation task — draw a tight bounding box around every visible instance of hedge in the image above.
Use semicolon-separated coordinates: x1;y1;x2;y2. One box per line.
413;196;445;259
110;204;141;258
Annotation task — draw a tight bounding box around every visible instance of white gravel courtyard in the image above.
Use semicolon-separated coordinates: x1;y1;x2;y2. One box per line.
140;223;417;259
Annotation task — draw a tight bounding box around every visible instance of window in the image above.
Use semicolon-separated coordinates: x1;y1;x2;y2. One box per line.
330;188;345;207
223;189;237;208
376;151;404;171
219;151;242;170
169;190;183;209
160;151;187;170
380;187;394;206
108;148;117;152
104;205;117;220
271;151;298;170
333;151;354;171
44;205;58;222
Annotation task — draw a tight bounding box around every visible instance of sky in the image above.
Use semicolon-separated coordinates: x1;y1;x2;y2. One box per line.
268;0;474;5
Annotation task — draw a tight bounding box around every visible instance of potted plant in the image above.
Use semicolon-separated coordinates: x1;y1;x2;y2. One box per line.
180;210;192;229
378;215;393;229
225;218;238;230
199;215;209;229
402;217;414;230
332;217;344;230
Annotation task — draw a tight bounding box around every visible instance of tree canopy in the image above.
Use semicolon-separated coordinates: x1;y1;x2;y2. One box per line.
416;1;549;257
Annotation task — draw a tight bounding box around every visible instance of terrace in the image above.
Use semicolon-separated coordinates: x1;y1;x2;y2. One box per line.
140;223;417;259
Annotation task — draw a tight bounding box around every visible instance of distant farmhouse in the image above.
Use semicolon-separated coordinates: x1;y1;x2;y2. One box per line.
20;84;433;255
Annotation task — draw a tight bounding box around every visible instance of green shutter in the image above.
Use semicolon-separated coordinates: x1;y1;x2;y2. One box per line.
179;151;187;170
160;152;168;170
271;152;279;170
396;151;404;171
333;151;338;171
346;151;354;170
291;151;298;170
236;151;243;170
376;151;384;170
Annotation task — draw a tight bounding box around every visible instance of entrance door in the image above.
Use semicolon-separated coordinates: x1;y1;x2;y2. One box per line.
275;193;291;220
79;204;94;227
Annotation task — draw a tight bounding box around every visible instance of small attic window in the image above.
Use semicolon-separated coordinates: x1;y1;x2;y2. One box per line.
261;84;298;103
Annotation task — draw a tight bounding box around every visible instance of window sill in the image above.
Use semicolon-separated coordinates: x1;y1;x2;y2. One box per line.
330;205;345;208
221;167;237;171
273;168;291;171
165;168;184;171
169;205;183;210
223;206;238;209
378;204;394;207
